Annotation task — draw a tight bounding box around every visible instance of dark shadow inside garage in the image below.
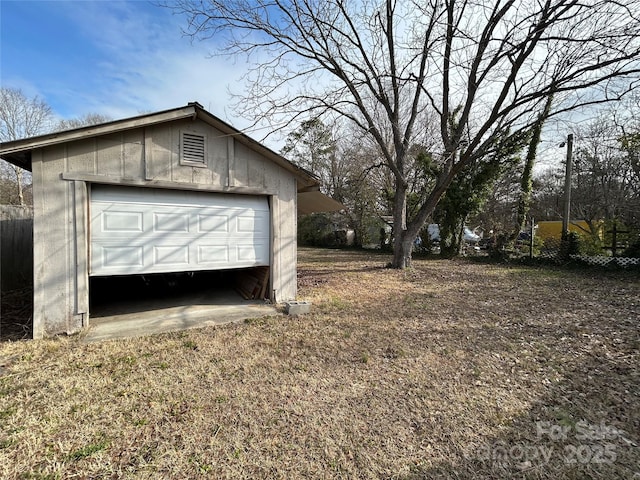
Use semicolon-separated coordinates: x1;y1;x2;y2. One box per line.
90;267;271;319
84;267;277;342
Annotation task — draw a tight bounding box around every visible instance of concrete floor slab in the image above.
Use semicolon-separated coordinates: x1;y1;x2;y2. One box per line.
81;290;279;343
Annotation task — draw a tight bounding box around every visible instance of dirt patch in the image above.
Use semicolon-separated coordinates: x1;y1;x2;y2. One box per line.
0;248;638;479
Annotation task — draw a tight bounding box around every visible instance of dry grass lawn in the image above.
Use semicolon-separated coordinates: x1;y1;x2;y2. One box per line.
0;248;638;479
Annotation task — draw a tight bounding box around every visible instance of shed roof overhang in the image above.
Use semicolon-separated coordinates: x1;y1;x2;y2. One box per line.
297;190;345;215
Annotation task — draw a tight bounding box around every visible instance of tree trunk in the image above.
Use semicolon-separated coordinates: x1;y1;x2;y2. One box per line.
391;162;462;268
393;236;415;268
391;181;412;268
13;166;25;206
514;95;553;239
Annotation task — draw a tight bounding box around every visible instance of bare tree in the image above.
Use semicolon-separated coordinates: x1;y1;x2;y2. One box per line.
0;88;54;205
512;94;554;240
169;0;640;267
56;113;113;131
281;118;337;195
571;117;640;235
613;93;640;202
530;168;565;221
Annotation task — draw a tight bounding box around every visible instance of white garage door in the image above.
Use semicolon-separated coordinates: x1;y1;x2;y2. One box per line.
90;185;270;276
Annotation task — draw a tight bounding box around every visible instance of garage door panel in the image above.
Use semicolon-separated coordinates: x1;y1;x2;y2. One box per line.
237;213;269;233
197;245;229;264
198;214;229;233
237;242;269;263
153;245;190;266
91;185;269;276
100;245;144;268
153;212;189;232
102;211;144;232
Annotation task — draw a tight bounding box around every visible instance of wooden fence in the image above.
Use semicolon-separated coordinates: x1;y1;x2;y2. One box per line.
0;205;33;292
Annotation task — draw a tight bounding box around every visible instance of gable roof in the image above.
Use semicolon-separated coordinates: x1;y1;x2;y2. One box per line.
0;102;320;191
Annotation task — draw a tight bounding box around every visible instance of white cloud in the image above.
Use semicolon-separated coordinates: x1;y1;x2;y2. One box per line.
50;1;253;129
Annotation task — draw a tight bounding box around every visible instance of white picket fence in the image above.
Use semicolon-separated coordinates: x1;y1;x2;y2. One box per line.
570;255;640;267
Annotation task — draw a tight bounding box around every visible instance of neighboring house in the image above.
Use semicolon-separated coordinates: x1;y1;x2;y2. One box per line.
0;102;341;338
536;220;603;241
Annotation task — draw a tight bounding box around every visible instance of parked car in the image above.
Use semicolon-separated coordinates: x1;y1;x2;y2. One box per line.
427;224;481;244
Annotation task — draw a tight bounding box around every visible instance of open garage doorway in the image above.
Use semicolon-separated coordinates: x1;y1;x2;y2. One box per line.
85;267;275;342
89;268;269;318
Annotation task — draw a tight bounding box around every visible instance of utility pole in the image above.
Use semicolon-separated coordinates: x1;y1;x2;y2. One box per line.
562;133;574;235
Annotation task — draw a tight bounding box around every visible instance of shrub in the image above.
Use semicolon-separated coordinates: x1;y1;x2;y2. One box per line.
576;233;602;256
298;213;334;246
624;236;640;257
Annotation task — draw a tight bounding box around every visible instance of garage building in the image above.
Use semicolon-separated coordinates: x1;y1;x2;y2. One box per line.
0;103;339;338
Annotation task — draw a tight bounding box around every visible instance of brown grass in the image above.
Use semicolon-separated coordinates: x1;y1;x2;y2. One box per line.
0;248;638;479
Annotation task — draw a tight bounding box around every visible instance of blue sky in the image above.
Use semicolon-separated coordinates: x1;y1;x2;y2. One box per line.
1;0;256;135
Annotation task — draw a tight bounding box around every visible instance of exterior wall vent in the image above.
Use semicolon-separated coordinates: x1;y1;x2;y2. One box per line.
181;132;207;166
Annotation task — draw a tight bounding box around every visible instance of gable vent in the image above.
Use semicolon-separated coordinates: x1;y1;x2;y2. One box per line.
181;132;206;164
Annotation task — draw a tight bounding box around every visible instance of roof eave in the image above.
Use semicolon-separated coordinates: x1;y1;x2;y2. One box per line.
0;105;198;158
